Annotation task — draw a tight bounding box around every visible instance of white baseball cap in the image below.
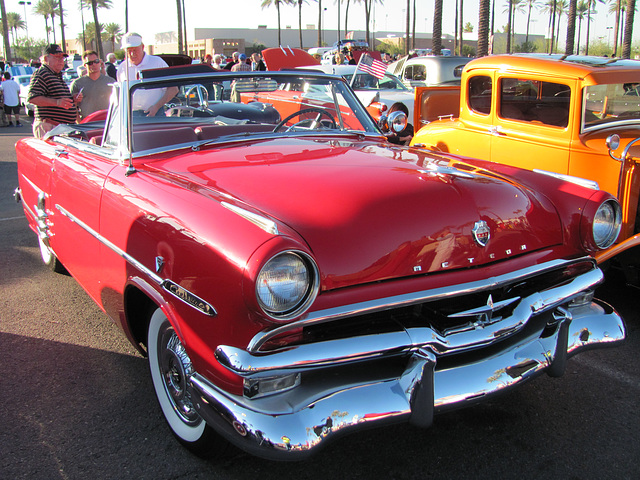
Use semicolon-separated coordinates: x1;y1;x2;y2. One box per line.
122;32;143;49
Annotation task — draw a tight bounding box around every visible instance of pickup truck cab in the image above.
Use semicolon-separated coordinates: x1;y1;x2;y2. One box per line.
412;54;640;277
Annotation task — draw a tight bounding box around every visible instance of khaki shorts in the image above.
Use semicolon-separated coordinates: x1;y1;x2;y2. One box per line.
32;119;61;139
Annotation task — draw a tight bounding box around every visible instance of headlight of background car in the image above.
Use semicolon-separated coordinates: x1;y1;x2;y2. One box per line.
592;199;622;249
256;251;318;319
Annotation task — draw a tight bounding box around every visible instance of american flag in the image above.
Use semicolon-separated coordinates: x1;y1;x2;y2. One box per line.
357;54;387;79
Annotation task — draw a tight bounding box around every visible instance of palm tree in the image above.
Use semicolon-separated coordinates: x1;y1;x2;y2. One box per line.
621;0;636;58
58;0;66;52
82;21;102;50
362;0;381;50
82;0;112;59
432;0;443;55
478;0;491;56
458;0;464;56
7;12;25;46
575;0;589;53
405;0;410;55
317;0;321;46
261;0;284;47
524;0;541;44
0;0;10;63
411;0;417;49
34;0;58;44
609;0;622;56
584;0;604;54
103;22;121;53
565;0;577;54
175;0;183;54
542;0;557;52
343;0;356;38
555;0;569;50
506;0;514;53
294;0;311;49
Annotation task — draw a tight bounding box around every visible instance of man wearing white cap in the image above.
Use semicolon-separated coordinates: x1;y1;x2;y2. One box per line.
117;32;177;116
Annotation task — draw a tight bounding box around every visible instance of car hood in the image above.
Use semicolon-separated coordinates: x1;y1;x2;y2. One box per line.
149;138;563;290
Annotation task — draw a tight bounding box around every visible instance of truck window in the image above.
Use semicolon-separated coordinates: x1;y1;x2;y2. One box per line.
468;75;492;115
499;78;570;127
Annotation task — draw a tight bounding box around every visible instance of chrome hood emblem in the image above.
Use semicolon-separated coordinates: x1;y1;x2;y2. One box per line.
472;220;490;247
448;295;521;327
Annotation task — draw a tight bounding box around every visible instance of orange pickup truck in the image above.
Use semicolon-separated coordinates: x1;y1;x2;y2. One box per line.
412;54;640;279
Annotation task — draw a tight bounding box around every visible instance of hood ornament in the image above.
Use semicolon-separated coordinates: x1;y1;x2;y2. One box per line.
472;220;490;247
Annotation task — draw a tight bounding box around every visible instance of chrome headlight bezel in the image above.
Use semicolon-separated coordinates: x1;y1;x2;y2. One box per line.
592;199;622;249
255;250;319;321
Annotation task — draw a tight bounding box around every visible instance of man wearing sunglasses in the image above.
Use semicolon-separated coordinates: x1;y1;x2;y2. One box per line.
70;51;114;121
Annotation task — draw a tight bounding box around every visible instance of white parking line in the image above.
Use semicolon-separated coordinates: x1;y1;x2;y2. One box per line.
573;356;640;390
0;216;25;222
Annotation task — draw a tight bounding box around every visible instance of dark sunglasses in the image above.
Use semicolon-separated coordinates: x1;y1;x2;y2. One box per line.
84;59;100;65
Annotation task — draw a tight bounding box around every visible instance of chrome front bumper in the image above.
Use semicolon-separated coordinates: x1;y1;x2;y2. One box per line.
188;295;624;460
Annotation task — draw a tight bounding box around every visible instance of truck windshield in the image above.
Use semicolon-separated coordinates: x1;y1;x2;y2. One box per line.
582;83;640;131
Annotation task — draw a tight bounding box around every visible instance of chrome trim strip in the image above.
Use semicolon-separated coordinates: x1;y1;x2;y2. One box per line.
52;136;117;159
533;169;600;190
190;301;625;460
55;204;217;317
247;258;597;352
222;202;279;235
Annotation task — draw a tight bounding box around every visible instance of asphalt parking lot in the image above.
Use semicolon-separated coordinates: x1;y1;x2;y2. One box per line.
1;121;638;479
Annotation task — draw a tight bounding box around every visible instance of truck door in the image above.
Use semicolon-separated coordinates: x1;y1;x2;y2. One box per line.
490;76;575;174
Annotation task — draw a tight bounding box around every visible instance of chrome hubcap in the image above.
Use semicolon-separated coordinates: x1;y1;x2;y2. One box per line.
159;327;200;425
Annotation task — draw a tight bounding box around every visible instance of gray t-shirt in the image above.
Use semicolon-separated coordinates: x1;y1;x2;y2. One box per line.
70;74;115;120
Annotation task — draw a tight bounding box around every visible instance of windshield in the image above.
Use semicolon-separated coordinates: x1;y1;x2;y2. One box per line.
582;83;640;131
127;72;379;152
345;72;410;91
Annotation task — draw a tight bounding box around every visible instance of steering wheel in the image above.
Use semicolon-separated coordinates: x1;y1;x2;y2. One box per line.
273;107;337;132
184;84;209;109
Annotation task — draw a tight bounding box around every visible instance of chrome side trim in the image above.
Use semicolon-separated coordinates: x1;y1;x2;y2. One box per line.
247;258;597;352
55;204;217;317
222;202;279;235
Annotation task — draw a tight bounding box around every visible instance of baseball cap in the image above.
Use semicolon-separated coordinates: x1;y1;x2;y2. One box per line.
239;53;247;61
43;44;68;57
122;32;143;49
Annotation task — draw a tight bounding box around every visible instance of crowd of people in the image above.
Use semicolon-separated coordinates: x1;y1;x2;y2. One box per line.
0;36;410;142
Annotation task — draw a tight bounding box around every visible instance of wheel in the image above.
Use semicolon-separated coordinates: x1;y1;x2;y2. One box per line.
147;308;225;457
38;236;68;274
273;107;337;132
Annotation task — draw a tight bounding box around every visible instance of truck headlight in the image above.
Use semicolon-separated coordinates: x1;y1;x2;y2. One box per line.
256;251;318;320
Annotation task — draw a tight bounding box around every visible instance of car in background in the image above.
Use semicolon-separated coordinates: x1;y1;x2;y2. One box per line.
262;48;413;122
388;55;471;89
14;65;625;460
411;54;640;281
13;74;34;116
300;63;415;122
62;68;78;85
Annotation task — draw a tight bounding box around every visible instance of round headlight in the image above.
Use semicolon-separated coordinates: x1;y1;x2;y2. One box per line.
592;200;621;249
256;252;317;318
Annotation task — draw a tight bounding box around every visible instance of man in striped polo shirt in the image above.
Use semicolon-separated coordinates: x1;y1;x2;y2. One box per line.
28;44;81;139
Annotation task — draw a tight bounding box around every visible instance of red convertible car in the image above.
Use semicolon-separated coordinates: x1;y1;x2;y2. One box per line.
15;66;625;460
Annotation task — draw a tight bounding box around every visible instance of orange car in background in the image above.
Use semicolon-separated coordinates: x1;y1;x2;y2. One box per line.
412;54;640;280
